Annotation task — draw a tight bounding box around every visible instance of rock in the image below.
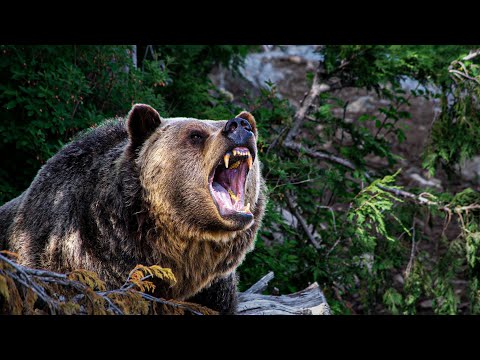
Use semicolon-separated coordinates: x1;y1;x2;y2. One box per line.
218;88;234;102
315;124;325;133
306;61;316;71
208;45;324;109
408;173;443;190
279;207;298;228
460;156;480;184
394;274;404;286
288;55;303;64
358;253;374;274
419;299;433;309
346;96;376;113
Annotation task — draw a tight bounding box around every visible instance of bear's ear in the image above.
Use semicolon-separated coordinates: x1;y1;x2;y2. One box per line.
236;111;257;136
127;104;162;148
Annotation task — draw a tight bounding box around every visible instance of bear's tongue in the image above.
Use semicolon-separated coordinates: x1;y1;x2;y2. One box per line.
211;161;249;216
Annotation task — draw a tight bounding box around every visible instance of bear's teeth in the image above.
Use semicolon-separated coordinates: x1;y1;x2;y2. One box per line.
224;153;231;168
244;203;251;213
247;155;253;170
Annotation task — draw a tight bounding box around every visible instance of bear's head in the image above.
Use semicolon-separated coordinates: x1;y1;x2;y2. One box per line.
126;104;264;242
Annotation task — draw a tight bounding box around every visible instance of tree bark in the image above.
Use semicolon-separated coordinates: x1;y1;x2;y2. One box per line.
237;272;331;315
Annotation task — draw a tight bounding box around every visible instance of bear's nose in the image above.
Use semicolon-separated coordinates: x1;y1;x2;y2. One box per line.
223;117;253;144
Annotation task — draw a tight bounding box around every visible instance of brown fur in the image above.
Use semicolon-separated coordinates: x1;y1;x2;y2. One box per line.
0;104;266;307
137;115;265;299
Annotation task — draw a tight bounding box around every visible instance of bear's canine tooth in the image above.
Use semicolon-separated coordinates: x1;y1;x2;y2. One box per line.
247;155;253;170
224;153;231;168
244;203;251;213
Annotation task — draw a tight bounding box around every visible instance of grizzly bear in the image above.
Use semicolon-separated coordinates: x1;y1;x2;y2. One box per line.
0;104;266;314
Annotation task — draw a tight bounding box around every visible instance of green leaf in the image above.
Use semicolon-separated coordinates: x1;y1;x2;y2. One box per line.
4;100;16;109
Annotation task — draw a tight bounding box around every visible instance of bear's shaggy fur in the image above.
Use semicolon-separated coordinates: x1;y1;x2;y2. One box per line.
0;104;266;314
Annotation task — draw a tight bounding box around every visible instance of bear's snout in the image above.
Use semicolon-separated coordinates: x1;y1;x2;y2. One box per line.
222;117;254;146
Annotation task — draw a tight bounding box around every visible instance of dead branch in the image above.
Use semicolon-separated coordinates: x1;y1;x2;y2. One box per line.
242;271;275;295
238;272;331;315
463;49;480;61
284;66;331;144
284;141;357;171
405;221;416;279
0;252;210;315
285;192;322;249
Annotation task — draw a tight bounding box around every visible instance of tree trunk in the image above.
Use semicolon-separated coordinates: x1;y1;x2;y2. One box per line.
237;272;331;315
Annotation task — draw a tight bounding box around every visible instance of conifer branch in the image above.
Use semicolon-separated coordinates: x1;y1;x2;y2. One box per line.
0;252;208;315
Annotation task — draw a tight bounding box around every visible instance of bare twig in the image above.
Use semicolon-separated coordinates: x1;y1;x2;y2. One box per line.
102;295;124;315
285;192;322;249
284;141;357;171
325;238;342;259
284;63;331;144
265;126;289;155
135;292;205;315
405;222;416;279
243;271;275;295
463;49;480;61
317;206;338;234
449;69;480;85
376;184;438;206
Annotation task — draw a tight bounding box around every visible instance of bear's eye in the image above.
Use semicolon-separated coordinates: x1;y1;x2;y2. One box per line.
189;131;206;144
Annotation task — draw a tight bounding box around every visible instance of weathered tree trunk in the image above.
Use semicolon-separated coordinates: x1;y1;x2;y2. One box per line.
237;272;331;315
131;45;137;69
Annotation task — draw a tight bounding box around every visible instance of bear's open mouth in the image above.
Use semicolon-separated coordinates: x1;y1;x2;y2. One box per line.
209;146;253;218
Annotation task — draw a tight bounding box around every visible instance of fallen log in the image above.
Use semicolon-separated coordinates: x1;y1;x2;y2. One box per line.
237;272;331;315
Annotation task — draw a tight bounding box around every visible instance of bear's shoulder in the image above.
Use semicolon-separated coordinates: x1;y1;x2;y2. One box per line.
31;118;129;188
66;118;128;155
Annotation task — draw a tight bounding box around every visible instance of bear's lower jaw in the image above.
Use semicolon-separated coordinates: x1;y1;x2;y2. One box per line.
218;212;255;232
192;223;254;242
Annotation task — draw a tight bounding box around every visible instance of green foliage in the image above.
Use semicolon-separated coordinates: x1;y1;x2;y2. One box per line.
323;45;474;89
0;45;167;204
348;171;407;247
423;52;480;177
